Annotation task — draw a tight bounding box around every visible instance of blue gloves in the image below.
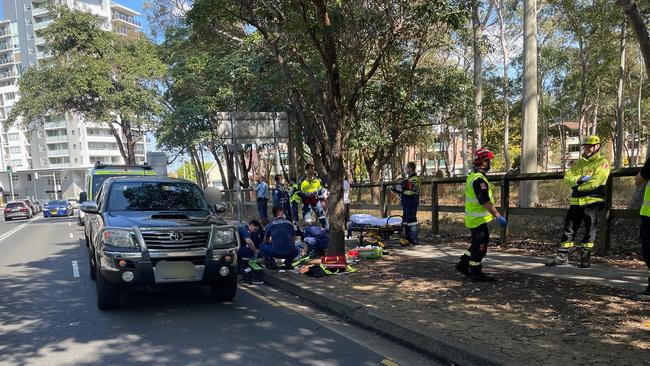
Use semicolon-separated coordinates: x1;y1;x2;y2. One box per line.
496;216;508;227
580;175;591;183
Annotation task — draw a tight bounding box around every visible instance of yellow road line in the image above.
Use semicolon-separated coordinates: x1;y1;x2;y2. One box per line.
381;359;399;366
241;286;281;308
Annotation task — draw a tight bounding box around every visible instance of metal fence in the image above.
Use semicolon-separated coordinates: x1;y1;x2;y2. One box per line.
220;167;640;252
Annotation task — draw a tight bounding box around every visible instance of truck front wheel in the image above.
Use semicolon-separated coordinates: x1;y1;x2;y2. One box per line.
96;264;120;310
211;277;237;302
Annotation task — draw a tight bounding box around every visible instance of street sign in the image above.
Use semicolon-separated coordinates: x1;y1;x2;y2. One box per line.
213;112;288;145
6;165;11;173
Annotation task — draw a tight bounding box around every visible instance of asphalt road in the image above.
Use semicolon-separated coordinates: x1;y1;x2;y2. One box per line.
0;214;441;366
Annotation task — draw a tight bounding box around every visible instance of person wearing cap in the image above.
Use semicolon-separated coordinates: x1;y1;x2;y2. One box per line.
391;161;421;245
456;148;507;282
632;158;650;300
546;135;610;268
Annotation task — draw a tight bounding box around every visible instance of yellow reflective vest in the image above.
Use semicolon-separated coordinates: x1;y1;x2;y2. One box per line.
563;153;610;206
464;171;494;229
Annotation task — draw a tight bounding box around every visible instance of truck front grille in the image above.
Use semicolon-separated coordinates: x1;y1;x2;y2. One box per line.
141;230;210;250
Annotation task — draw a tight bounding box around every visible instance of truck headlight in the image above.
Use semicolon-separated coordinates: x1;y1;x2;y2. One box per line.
211;227;236;248
100;229;138;248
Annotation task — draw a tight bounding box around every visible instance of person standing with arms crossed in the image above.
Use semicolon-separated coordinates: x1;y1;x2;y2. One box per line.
392;162;421;245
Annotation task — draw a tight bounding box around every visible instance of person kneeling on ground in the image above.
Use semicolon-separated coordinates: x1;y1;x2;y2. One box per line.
261;206;299;270
298;220;329;258
237;220;263;271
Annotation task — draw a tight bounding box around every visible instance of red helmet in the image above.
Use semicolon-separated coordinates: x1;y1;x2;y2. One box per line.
473;148;494;165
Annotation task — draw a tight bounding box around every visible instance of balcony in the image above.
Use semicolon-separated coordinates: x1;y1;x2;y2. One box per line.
0;29;11;38
33;19;54;31
46;135;68;143
49;163;70;168
0;71;16;80
111;12;141;27
48;149;69;157
0;43;12;51
32;7;50;17
0;57;13;66
37;51;53;60
35;36;46;45
569;151;581;160
44;120;66;129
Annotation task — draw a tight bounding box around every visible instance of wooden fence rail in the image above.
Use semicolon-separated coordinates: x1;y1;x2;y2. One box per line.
220;167;640;252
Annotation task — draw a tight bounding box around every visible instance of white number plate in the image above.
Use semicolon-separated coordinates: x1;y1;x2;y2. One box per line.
155;261;195;280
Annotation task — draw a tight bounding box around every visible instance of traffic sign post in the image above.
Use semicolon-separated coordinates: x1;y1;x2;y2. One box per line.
7;165;14;203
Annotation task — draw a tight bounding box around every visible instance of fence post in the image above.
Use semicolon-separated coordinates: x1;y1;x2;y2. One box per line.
431;180;439;234
597;176;614;253
380;183;388;218
500;177;510;243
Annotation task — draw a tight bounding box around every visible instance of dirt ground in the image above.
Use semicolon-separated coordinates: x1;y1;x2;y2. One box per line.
281;240;650;366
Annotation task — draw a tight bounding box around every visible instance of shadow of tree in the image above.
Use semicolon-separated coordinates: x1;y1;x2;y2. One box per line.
0;237;382;365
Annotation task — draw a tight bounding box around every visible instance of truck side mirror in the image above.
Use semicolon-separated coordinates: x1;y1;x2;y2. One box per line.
79;191;88;204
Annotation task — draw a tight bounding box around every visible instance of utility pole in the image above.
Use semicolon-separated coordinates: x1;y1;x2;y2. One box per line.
520;0;538;207
53;173;58;200
8;167;14;202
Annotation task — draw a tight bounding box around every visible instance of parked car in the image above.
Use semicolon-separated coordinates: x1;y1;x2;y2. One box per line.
82;176;234;310
4;202;33;221
44;200;74;217
34;200;45;212
22;199;38;215
67;198;80;210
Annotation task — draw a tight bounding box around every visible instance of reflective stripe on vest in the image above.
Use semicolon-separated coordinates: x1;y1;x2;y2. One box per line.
641;186;650;217
464;171;494;229
569;196;605;206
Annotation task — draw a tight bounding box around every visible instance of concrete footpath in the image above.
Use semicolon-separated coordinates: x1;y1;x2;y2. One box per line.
395;245;648;293
260;244;649;366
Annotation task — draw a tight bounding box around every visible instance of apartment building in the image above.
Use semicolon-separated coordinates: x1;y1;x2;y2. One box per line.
0;0;148;201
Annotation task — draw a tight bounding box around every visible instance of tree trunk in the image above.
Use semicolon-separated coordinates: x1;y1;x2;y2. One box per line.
209;145;229;190
365;158;382;204
636;65;643;166
520;0;539;207
495;0;511;171
615;22;627;168
618;0;650;77
472;0;484;149
461;117;468;174
577;37;589;140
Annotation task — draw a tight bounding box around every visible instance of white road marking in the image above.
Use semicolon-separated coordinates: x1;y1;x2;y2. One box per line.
0;217;39;243
72;261;79;278
68;222;71;226
69;233;74;239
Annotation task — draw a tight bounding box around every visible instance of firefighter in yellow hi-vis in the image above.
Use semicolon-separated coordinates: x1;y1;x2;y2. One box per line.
546;135;610;268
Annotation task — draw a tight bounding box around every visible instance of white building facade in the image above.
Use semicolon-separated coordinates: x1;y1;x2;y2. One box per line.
0;0;146;201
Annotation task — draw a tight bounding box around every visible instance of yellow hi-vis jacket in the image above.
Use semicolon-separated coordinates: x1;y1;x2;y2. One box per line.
465;171;494;229
564;153;610;206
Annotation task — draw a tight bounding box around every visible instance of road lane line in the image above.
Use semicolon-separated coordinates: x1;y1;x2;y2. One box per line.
69;233;74;239
72;261;79;277
381;360;400;366
0;217;39;242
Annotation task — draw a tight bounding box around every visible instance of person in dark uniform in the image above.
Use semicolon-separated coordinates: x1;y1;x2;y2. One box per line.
261;206;298;270
392;161;421;245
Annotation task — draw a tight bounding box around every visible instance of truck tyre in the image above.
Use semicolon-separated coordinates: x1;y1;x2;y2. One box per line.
211;277;237;302
88;248;96;281
96;263;120;310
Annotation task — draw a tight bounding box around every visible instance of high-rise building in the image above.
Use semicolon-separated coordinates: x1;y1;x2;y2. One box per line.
0;0;147;201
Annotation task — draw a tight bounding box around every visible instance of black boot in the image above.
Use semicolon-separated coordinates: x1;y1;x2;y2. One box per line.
456;257;469;276
468;265;495;282
579;248;591;268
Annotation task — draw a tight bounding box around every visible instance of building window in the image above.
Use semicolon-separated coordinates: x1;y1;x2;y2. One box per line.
4;92;14;100
27;174;31;182
73;144;76;149
11;173;18;183
74;158;78;163
71;129;75;135
10;146;20;154
8;133;19;141
11;159;22;167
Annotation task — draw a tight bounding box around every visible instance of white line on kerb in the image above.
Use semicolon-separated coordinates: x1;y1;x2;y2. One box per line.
0;217;39;243
72;261;79;278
